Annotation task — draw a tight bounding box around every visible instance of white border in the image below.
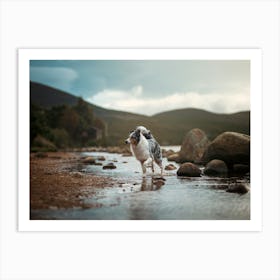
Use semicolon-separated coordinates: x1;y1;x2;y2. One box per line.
18;48;262;232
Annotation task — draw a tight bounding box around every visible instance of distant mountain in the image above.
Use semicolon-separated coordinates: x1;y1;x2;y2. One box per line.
30;81;250;145
30;82;79;108
152;108;250;144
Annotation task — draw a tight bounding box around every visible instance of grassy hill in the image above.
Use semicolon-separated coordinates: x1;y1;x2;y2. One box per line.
153;109;250;144
30;81;250;145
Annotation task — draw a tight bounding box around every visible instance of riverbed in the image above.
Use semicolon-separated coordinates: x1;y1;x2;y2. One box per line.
31;150;250;220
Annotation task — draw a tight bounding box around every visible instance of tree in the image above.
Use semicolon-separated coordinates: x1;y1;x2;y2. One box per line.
30;103;51;144
59;107;80;139
74;97;95;125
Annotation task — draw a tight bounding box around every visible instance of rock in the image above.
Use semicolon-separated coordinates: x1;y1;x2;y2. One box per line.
226;183;250;194
71;172;83;178
165;164;177;171
232;164;250;175
202;132;250;166
204;159;228;176
177;162;201;177
93;162;102;166
97;156;106;161
167;153;180;162
178;128;210;163
153;180;165;188
83;157;96;164
162;149;175;158
103;163;117;170
152;176;166;188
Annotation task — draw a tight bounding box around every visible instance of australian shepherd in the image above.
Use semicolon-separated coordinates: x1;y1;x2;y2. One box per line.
125;126;163;176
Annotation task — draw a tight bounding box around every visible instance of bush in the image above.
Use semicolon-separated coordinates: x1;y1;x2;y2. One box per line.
51;128;70;148
32;135;57;152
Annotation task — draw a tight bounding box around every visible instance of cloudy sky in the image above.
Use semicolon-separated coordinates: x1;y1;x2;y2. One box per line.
30;60;250;115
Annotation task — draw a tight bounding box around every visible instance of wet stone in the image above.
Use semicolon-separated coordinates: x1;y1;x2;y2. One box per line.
177;163;201;177
152;179;165;188
93;162;103;166
165;164;177;171
83;157;96;164
226;183;250;194
97;156;106;161
103;163;117;170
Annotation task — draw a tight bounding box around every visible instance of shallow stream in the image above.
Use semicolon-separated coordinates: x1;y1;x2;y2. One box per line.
31;148;250;220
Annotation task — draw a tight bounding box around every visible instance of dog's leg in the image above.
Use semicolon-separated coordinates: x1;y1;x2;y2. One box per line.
144;157;153;168
156;160;163;176
141;162;147;177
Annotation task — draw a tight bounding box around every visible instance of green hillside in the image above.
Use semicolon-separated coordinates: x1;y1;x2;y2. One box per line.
153;109;250;144
30;82;250;146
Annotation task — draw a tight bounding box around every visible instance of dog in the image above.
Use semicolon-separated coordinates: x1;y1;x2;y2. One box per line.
125;126;163;176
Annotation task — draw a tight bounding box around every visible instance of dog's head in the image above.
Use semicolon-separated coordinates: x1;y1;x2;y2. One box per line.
125;128;141;145
136;126;152;139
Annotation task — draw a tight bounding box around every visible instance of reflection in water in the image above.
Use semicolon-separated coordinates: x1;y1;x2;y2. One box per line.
127;176;166;219
141;176;165;191
129;176;166;219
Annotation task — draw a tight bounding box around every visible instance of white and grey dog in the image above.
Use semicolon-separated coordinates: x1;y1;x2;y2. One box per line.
125;126;163;176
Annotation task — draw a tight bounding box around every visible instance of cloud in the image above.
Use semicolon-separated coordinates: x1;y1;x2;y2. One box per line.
30;66;78;91
87;85;250;115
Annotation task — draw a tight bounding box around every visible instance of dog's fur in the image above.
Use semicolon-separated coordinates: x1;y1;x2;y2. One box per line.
125;126;163;176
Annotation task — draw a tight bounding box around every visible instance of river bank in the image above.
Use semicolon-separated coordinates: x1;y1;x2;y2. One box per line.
30;152;117;211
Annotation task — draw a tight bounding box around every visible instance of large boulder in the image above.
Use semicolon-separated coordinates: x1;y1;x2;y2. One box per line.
202;132;250;166
178;128;210;163
177;162;201;177
204;159;228;176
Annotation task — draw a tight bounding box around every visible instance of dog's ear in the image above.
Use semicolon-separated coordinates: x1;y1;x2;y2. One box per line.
143;131;152;139
135;128;141;136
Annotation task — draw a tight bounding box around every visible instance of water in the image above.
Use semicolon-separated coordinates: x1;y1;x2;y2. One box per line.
31;149;250;220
